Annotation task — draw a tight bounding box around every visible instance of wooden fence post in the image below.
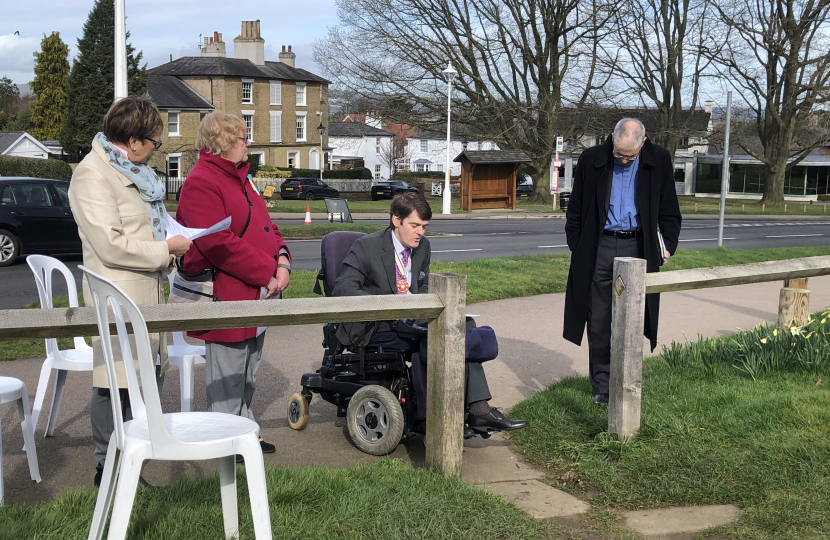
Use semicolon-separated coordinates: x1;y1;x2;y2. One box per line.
425;272;467;477
609;257;647;441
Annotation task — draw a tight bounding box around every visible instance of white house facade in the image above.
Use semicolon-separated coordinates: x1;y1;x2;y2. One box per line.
406;131;499;176
0;132;51;160
328;122;394;180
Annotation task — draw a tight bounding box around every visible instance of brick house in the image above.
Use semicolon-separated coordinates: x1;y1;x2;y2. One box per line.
146;21;330;178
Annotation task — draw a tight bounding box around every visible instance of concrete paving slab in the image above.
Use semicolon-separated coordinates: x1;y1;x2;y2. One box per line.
460;435;544;484
622;505;742;536
486;479;590;519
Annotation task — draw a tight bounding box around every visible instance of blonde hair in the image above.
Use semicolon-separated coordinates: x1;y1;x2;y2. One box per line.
195;112;246;155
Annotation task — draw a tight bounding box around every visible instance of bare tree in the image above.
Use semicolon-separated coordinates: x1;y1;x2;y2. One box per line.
314;0;619;203
708;0;830;204
610;0;716;161
378;136;414;178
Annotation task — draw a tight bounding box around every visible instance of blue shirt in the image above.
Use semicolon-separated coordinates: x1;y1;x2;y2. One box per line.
605;155;640;231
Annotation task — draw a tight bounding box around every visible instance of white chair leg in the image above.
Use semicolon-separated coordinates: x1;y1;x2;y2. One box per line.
29;359;54;442
218;455;239;539
17;387;41;483
88;441;122;540
46;369;68;437
240;437;272;540
180;357;195;413
105;453;142;540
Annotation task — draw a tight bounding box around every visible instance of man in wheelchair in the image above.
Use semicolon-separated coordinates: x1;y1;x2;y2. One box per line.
332;193;528;440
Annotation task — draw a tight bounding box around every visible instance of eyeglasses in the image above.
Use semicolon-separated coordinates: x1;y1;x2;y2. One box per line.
238;137;250;144
145;137;163;150
612;150;640;161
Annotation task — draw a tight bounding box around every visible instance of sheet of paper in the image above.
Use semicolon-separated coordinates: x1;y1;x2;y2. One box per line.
166;216;232;241
256;286;281;336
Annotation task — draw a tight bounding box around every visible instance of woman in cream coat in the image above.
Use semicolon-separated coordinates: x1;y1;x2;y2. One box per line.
68;96;191;486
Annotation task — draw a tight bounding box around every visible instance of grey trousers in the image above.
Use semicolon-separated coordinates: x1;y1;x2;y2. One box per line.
204;333;265;422
587;233;643;395
91;371;165;466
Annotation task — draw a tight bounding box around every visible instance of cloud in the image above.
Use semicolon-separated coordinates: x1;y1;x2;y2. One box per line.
0;34;40;80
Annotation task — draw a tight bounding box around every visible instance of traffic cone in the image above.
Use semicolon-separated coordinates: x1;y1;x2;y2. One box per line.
304;205;312;225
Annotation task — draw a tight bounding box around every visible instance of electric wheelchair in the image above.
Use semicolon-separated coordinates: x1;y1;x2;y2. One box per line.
286;231;422;455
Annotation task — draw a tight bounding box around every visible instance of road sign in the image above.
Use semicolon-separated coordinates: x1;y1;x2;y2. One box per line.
553;159;562;168
556;137;563;152
550;166;559;194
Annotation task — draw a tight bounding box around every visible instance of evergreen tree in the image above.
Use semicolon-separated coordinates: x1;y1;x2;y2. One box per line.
29;32;70;141
60;0;147;162
0;76;20;130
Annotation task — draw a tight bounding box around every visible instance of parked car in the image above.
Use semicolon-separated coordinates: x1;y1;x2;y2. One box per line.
371;180;419;201
516;179;533;198
280;178;340;200
0;177;82;266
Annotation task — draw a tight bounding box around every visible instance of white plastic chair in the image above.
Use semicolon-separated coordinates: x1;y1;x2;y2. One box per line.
0;376;42;504
165;273;206;412
27;255;93;437
81;266;271;540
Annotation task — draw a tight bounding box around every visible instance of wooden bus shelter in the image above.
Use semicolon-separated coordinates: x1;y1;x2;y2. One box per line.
454;150;531;211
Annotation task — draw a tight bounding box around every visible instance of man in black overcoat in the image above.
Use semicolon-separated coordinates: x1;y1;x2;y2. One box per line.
563;118;682;403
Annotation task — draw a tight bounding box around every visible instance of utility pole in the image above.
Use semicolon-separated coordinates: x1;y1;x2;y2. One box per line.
114;0;128;101
718;92;732;247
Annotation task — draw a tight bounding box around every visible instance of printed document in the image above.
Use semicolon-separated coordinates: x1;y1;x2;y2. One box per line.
166;216;231;240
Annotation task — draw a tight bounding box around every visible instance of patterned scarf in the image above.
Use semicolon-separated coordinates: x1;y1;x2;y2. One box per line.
95;132;167;241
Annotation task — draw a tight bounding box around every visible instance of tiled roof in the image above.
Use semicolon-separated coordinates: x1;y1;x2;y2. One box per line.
0;132;24;154
329;122;393;138
453;150;532;164
148;57;329;84
148;76;215;110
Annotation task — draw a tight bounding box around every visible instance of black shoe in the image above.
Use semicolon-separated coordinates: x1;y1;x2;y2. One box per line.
260;439;275;454
464;426;476;439
94;463;103;487
467;409;529;432
594;393;609;404
94;463;153;488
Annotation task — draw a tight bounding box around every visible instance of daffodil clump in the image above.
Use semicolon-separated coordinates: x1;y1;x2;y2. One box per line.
660;309;830;380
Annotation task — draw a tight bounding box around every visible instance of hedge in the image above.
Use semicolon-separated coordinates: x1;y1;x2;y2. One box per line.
270;167;373;180
0;156;72;181
390;170;459;180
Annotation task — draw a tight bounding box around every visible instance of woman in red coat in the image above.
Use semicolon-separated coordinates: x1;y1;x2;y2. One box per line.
177;111;291;456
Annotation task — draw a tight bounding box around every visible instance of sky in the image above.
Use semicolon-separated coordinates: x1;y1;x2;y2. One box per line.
0;0;340;89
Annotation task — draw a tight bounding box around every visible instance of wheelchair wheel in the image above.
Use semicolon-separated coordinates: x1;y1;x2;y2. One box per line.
347;385;404;456
287;393;310;430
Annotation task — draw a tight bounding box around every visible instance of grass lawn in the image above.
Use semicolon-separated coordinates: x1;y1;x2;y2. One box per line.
509;311;830;539
678;195;830;216
0;459;551;540
5;245;830;363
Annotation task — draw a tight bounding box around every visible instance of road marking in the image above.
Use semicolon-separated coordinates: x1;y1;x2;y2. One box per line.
678;237;737;242
432;248;483;253
537;245;569;248
766;233;824;238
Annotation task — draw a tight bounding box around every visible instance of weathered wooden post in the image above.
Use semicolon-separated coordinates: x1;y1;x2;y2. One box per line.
425;272;467;478
779;277;810;328
609;257;647;441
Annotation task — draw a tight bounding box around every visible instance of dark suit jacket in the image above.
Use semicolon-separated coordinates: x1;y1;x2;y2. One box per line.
332;226;431;346
563;136;682;351
333;226;431;297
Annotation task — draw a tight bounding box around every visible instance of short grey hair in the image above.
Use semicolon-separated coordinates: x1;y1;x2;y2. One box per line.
613;118;646;145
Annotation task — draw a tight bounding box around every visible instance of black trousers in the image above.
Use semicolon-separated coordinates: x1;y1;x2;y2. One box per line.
369;331;493;420
586;234;643;395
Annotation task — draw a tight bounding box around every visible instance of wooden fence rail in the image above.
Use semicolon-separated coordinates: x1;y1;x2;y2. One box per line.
610;255;830;440
0;273;467;478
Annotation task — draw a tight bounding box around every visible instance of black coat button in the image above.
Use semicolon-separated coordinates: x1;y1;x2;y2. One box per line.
264;226;270;232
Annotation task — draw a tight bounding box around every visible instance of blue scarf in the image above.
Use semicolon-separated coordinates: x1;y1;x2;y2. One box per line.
95;132;167;241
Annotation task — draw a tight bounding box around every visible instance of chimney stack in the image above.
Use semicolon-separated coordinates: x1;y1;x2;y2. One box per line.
234;20;265;66
279;44;296;67
704;100;714;114
201;31;226;57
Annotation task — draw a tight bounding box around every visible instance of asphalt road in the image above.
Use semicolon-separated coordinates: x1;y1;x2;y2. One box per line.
1;218;828;309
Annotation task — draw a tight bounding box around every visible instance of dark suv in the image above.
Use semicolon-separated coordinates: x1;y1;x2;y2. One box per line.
280;178;340;200
371;180;419;201
0;177;82;266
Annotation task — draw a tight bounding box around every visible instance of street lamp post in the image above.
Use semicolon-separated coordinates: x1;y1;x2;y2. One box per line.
442;62;457;215
317;122;326;183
